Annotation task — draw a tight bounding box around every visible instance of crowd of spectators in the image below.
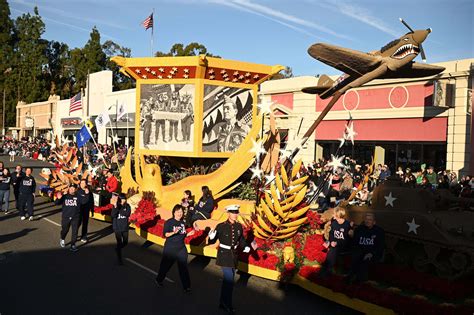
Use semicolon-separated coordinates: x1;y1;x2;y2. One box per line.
299;156;473;211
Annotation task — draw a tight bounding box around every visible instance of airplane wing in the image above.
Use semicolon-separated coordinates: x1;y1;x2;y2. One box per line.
308;43;382;76
380;62;445;79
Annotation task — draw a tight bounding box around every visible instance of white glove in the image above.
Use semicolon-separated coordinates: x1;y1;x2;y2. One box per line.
243;246;250;253
208;229;217;240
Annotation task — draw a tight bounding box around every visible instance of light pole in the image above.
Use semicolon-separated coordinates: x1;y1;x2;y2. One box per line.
3;67;12;136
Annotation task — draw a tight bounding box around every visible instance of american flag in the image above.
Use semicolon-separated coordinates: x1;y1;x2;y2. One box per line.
142;13;153;30
69;92;82;114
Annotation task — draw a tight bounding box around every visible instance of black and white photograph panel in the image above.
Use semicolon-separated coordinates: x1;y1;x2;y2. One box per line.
139;83;195;152
202;85;253;153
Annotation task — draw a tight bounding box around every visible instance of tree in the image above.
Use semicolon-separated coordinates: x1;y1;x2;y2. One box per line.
0;0;15;127
155;42;220;57
103;40;134;91
44;40;74;98
14;7;49;103
270;66;294;80
71;27;106;94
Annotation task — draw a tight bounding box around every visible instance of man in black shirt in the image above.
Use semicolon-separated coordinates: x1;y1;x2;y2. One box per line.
345;212;385;284
18;167;36;221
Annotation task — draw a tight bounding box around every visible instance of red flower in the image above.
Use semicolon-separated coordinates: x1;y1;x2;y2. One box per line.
306;211;322;229
302;234;327;263
129;198;157;227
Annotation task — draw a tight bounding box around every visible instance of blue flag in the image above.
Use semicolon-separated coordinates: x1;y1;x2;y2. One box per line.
76;125;91;148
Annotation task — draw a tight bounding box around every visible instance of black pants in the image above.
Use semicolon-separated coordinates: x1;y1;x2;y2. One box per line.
78;208;91;239
14;187;20;209
348;249;374;282
155;120;166;141
18;193;34;217
156;246;191;289
169;120;178;141
61;216;80;246
115;231;129;262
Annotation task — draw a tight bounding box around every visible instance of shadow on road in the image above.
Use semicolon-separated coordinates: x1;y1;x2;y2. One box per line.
0;228;37;244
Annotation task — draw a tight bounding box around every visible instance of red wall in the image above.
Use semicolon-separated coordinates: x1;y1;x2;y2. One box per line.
315;117;447;142
316;83;434;112
271;93;293;110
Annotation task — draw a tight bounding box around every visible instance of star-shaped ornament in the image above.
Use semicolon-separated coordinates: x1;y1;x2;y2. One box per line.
95;150;105;161
249;139;266;157
249;166;263;180
151;70;156;75
264;172;276;186
111;134;120;144
406;218;420;234
384;192;397;207
279;148;293;161
257;100;274;116
145;67;150;72
61;136;71;145
338;137;346;148
327;154;345;171
184;74;189;79
345;121;357;145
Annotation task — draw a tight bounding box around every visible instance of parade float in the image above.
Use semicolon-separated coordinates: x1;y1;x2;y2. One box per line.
46;20;474;314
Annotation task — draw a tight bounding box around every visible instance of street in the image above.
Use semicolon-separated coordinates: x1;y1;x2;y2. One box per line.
0;156;358;315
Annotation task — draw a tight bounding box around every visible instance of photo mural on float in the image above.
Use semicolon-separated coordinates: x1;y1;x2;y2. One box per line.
139;83;195;152
202;85;253;152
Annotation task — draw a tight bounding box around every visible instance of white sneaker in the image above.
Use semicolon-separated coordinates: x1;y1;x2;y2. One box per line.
80;238;87;243
60;239;65;248
20;216;26;220
29;216;34;221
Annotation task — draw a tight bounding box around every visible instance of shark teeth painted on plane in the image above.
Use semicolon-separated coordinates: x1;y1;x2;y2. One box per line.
392;44;420;60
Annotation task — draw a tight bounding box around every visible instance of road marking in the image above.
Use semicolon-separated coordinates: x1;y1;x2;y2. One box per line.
40;216;61;227
125;258;174;283
38;212;175;284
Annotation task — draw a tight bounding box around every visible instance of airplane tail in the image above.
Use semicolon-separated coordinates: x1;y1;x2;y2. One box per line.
301;74;334;95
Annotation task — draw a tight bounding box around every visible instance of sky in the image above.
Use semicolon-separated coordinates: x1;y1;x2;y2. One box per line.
9;0;474;76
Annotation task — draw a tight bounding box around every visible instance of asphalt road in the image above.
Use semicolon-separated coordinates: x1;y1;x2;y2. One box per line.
0;155;359;315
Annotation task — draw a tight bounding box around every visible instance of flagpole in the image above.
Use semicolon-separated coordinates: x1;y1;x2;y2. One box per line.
151;8;154;56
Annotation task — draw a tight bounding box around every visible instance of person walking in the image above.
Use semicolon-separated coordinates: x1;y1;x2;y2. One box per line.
77;179;94;243
111;193;131;265
155;204;194;292
18;167;36;221
208;205;257;314
56;185;85;252
12;165;24;210
0;168;12;214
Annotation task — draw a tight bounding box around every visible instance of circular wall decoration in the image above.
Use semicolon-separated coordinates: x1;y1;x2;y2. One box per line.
388;85;409;109
342;90;360;111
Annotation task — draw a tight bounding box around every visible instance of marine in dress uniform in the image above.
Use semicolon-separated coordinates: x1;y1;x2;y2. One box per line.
208;205;256;314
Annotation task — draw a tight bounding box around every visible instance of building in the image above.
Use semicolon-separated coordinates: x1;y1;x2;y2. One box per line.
11;95;60;139
11;70;136;147
260;59;473;176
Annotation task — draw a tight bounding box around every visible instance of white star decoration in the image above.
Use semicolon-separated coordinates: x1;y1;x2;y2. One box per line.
406;218;420;234
279;148;293;161
264;171;276;186
249;166;263;180
327;154;345;170
384;192;397;207
257;100;274;116
151;70;156;75
250;139;266;158
111;134;119;144
61;136;71;145
95;151;105;161
345;121;357;145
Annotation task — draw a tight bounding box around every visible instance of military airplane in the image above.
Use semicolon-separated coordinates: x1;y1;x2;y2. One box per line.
284;19;445;162
302;18;445;99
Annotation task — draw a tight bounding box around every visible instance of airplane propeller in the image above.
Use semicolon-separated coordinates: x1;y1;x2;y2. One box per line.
399;18;428;62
